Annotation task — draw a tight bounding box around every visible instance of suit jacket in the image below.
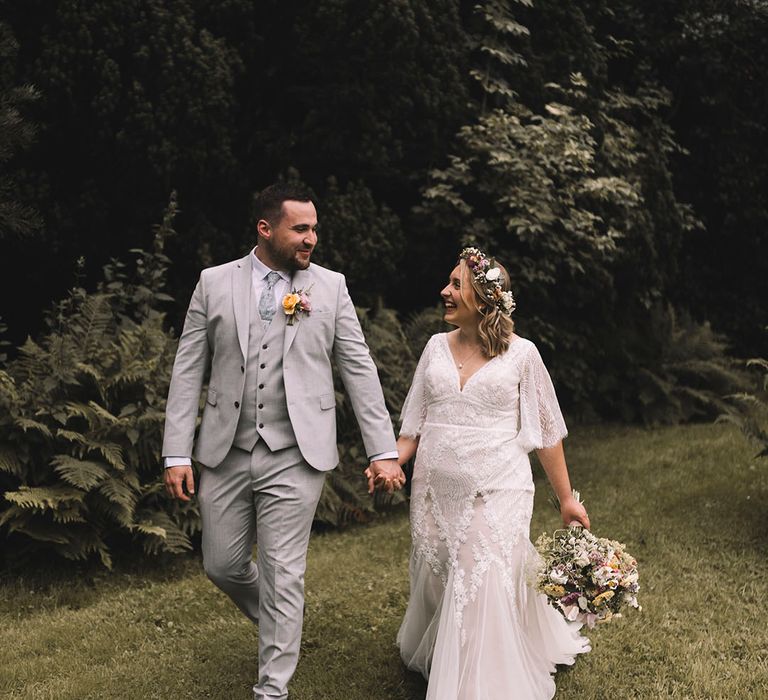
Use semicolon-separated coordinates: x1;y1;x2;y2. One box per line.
161;253;396;470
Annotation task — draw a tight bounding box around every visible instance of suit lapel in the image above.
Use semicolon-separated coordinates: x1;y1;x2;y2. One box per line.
232;253;252;360
283;267;312;357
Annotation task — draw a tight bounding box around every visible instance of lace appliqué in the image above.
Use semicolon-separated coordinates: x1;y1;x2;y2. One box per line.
403;334;565;638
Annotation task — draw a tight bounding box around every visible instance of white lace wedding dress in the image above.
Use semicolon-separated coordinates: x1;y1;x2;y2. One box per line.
397;333;590;700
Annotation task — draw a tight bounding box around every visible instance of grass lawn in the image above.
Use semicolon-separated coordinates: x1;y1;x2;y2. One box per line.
1;423;767;699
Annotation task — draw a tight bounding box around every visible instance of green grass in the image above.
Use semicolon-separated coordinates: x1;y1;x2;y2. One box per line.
2;423;767;699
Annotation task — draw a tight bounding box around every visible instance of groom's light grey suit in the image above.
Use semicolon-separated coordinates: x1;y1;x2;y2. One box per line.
162;251;396;699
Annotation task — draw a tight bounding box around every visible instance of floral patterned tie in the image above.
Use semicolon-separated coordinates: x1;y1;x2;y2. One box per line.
258;271;282;321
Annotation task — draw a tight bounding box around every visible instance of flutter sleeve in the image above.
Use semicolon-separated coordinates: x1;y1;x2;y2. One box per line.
518;342;568;452
399;335;436;439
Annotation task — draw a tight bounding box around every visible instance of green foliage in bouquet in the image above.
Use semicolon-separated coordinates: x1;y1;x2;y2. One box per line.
0;194;198;569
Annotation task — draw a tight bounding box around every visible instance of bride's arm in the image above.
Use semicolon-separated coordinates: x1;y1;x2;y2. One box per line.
536;442;590;529
396;435;419;465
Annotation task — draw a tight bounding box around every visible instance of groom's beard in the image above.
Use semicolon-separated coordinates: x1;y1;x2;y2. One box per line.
265;239;313;271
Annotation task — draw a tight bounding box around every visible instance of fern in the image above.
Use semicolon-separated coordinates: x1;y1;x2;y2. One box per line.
635;307;748;425
719;338;768;460
4;485;85;511
0;447;22;477
54;528;113;569
132;510;192;555
51;455;110;489
0;194;199;570
0;509;70;544
14;417;53;438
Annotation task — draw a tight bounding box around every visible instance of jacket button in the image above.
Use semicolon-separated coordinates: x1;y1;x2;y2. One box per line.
258;423;264;429
262;344;268;349
258;383;264;389
240;365;244;373
234;401;240;408
258;403;263;409
260;363;266;369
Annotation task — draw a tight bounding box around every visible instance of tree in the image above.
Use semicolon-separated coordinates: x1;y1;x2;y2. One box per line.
1;0;242;345
0;21;40;240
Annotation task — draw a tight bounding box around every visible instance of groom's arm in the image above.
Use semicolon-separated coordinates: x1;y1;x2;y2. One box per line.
162;274;210;498
331;275;397;459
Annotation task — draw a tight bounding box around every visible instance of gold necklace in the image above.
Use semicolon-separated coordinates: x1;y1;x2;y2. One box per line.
455;336;481;370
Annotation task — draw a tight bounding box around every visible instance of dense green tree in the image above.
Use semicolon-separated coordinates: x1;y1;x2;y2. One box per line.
312;178;405;307
518;0;768;356
418;1;736;421
1;0;473;344
1;0;242;344
0;21;40;240
666;3;768;356
0;0;764;418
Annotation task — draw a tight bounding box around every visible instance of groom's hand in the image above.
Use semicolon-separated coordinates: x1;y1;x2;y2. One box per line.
164;464;195;502
364;459;405;494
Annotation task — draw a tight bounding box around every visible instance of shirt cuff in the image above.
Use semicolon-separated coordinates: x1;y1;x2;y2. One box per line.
165;457;192;468
368;451;399;463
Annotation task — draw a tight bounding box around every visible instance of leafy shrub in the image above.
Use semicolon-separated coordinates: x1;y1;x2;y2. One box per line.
632;307;748;425
0;195;198;569
719;331;768;460
0;186;444;565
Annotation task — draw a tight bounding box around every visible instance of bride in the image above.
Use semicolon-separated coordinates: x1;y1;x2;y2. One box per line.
394;247;591;699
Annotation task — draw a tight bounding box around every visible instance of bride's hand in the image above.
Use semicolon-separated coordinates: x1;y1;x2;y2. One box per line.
560;496;590;529
364;459;405;494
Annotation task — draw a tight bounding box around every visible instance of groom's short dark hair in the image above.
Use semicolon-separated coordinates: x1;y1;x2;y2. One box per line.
252;182;315;227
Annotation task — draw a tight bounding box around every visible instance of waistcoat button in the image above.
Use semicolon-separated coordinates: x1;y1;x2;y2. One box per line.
234;401;240;408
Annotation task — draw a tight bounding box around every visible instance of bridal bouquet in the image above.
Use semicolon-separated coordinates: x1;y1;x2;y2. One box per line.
534;496;641;629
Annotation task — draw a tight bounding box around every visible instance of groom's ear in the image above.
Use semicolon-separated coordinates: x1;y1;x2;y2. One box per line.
256;218;272;241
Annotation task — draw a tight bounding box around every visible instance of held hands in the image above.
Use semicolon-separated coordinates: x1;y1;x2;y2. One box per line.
364;458;406;495
164;464;195;502
560;495;590;529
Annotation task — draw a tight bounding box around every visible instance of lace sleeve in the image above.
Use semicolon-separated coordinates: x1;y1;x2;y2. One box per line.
518;342;568;451
399;336;435;439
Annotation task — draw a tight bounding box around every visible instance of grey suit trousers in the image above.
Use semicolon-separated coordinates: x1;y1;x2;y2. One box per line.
198;441;326;700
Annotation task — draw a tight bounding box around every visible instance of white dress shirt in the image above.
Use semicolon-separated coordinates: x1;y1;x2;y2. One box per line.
165;248;397;467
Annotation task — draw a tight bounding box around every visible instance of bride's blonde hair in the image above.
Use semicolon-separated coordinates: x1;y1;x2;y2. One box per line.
459;258;515;358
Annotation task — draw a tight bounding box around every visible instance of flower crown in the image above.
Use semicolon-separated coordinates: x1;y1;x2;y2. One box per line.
459;246;516;316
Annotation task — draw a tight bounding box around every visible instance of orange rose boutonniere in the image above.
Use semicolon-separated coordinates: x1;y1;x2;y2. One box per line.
282;285;313;325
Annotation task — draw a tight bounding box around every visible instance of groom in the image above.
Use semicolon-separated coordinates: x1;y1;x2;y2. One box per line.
162;182;403;699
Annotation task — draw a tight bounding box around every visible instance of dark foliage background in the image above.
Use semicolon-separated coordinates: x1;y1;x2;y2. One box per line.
0;0;765;567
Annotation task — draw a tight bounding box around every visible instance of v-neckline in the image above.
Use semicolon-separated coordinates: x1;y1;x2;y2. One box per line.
442;333;495;393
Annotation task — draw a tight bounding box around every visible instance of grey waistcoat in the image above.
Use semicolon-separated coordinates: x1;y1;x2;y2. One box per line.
232;302;297;453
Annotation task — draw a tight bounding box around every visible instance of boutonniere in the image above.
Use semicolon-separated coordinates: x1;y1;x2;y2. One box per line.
282;284;313;326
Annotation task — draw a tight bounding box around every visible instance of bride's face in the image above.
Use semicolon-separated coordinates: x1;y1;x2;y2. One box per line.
441;265;481;328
